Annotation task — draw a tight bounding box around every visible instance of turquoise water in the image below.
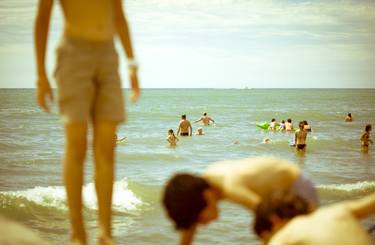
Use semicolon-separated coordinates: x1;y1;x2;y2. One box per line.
0;88;374;244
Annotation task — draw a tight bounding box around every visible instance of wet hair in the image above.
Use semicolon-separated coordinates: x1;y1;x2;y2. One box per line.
348;113;352;117
163;173;211;230
182;114;186;119
303;120;308;125
253;191;310;237
287;118;292;123
299;121;305;128
271;118;276;122
168;129;174;134
203;112;207;116
281;120;285;123
365;124;372;132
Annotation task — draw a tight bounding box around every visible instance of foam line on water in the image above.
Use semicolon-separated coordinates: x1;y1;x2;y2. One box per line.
0;178;143;213
317;181;375;196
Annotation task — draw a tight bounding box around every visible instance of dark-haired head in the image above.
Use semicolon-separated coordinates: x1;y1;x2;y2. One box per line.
299;121;305;129
163;173;211;230
203;112;207;116
287;118;292;123
365;124;372;132
253;191;310;239
271;118;276;122
168;129;174;134
182;114;186;119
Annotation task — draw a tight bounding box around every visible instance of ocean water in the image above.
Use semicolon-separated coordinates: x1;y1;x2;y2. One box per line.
0;88;374;244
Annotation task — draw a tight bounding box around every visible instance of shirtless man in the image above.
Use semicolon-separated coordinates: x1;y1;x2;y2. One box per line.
193;112;215;126
35;1;139;244
162;157;318;245
177;114;192;136
295;121;308;151
254;192;375;245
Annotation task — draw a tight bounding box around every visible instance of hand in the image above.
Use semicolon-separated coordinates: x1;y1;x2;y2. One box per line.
36;76;53;113
129;66;140;103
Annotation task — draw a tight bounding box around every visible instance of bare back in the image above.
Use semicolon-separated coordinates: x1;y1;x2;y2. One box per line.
59;0;116;41
204;157;300;200
269;203;374;245
178;119;192;134
295;129;307;145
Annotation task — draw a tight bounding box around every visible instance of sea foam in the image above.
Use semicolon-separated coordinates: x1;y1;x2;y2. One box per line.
0;178;143;213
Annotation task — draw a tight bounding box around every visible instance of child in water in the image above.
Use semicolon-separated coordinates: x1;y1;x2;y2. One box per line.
195;127;205;136
269;118;277;131
167;129;179;147
360;124;373;152
286;118;293;132
279;120;286;132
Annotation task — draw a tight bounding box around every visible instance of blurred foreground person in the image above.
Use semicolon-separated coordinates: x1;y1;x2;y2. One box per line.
34;0;140;244
254;191;375;245
163;157;318;245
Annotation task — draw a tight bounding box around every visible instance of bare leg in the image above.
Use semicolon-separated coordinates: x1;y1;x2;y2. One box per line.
64;122;88;245
93;121;117;244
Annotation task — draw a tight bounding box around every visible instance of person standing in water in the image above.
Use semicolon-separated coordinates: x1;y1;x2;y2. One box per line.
193;112;215;126
360;124;373;152
345;113;353;122
286;118;293;132
177;114;193;136
295;121;308;151
35;0;140;244
167;129;179;147
268;118;277;131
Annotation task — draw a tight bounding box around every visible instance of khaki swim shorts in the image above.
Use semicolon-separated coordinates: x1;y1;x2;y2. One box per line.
54;37;125;124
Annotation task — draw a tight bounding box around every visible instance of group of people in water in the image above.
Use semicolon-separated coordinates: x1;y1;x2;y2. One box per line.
344;112;373;152
263;113;373;153
167;113;215;147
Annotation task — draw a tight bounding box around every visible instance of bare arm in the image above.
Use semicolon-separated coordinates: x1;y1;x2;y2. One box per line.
193;118;202;124
346;193;375;219
189;122;193;136
209;117;215;123
179;226;197;245
114;0;140;102
34;0;54;112
223;179;260;211
177;123;181;136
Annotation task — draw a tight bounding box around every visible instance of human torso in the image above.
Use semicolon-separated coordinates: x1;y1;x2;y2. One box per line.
286;123;293;131
361;132;370;146
269;204;374;245
59;0;115;41
167;135;177;146
202;116;211;125
296;130;307;145
179;120;191;133
204;157;300;199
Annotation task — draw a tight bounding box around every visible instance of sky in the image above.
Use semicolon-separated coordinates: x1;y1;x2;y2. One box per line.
0;0;374;88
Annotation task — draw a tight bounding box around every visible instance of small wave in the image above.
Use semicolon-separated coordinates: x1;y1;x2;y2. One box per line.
0;178;144;213
317;181;375;198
